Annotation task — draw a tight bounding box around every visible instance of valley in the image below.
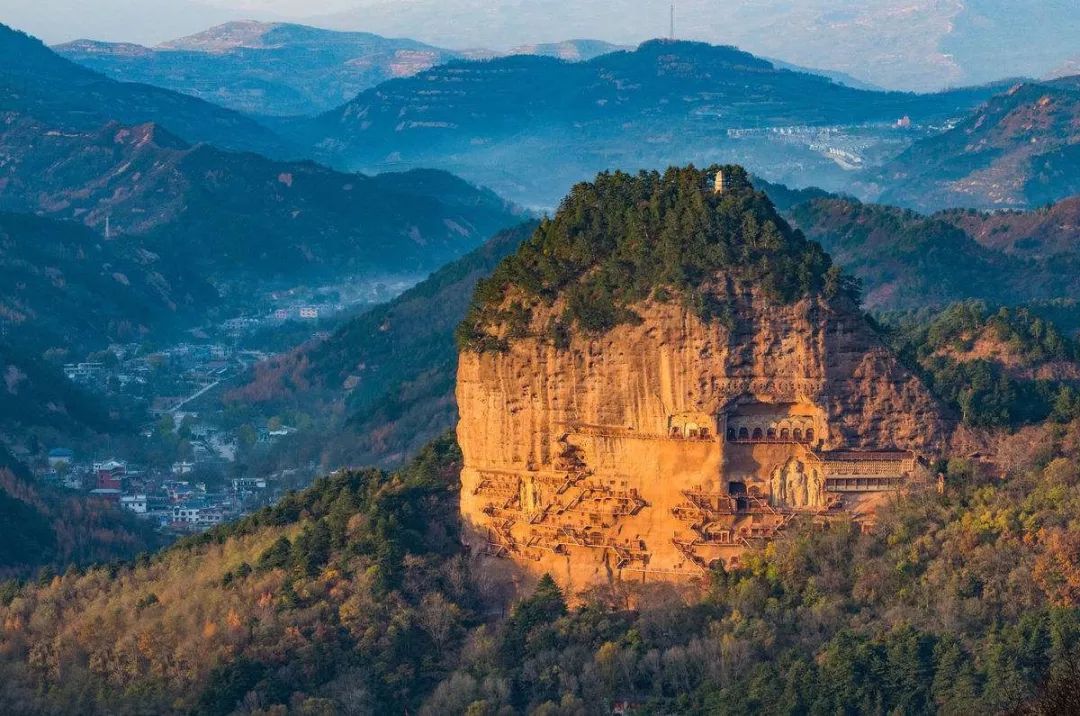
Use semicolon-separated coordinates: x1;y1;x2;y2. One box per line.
0;9;1080;714
8;268;424;552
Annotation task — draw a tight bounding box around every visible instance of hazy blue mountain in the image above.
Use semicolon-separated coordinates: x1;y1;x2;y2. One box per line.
939;0;1080;87
307;40;1004;207
768;57;884;91
1048;58;1080;80
0;23;289;156
56;22;462;116
873;81;1080;211
55;24;628;117
305;0;1079;91
0;115;523;293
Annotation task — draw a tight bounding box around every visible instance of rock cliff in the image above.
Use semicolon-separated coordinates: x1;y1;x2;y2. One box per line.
455;166;951;592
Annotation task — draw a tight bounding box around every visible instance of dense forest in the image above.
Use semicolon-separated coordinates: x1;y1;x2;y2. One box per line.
458;166;857;351
1;426;1079;714
0;447;163;577
789;198;1080;311
882;302;1080;429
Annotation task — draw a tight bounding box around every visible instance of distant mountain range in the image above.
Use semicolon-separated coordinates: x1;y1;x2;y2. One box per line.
43;18;1080;214
303;0;1080;92
304;39;1005;207
55;22;626;116
55;22;460;117
0;23;289;156
872;80;1080;212
13;1;1080;92
0;24;525;325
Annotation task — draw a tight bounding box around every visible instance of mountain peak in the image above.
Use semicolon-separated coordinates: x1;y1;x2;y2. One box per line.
455;174;945;593
629;38;774;69
157;20;281;52
458;165;848;350
99;121;190;151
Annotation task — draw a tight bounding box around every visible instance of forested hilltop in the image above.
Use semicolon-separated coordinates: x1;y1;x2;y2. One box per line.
458;165;856;351
1;427;1080;713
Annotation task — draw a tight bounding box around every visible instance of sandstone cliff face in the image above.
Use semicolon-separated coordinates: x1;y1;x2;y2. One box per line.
457;280;950;592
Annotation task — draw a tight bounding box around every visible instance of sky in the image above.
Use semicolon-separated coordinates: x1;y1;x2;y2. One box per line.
3;0;1078;91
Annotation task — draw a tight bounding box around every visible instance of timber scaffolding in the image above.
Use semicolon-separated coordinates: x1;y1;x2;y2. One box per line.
561;485;648;518
552;438;592;495
673;489;797;540
669;487;849;573
524;524;650;569
520;480;650;527
484;517;518;557
472;476;518;500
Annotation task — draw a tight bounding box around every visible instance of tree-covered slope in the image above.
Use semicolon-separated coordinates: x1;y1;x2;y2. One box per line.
458;165;856;351
0;446;163;578
935;195;1080;259
881;302;1080;429
790;197;1080;310
0;435;471;713
0;211;215;356
2;427;1080;713
0;341;118;438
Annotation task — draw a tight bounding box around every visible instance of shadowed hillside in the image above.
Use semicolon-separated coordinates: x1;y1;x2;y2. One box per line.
0;212;215;356
0;115;523;290
790;197;1080;310
874;81;1080;211
0;23;288;156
